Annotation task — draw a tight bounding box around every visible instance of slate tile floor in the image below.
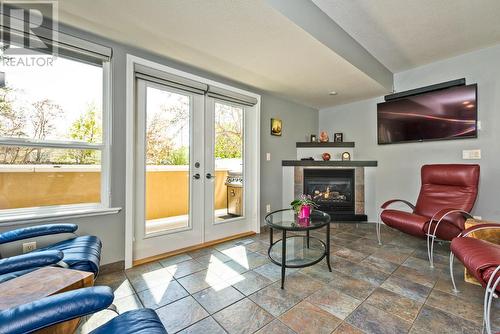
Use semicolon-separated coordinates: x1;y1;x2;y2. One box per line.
77;223;499;334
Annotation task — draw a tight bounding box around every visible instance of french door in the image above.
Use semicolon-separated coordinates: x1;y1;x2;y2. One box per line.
133;76;256;262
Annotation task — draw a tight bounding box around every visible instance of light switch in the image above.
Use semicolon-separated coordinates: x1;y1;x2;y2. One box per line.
462;149;481;160
266;153;271;161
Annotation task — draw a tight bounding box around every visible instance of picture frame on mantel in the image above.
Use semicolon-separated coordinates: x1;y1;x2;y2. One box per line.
334;133;343;143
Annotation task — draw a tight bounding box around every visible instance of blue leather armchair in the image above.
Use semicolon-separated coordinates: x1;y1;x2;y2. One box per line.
0;250;64;283
0;224;102;281
0;286;167;334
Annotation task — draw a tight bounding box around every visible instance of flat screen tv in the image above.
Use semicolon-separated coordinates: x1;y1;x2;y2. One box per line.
377;84;477;144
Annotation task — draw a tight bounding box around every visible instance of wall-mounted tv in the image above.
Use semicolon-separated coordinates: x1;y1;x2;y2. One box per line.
377;84;477;144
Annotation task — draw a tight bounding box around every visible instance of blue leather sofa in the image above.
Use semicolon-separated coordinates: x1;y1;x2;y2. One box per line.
0;224;102;282
0;286;167;334
0;250;64;283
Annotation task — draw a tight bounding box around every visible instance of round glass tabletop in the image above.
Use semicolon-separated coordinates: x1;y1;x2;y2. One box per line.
265;209;331;231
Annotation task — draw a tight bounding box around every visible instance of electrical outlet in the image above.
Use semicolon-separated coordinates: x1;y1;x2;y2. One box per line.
22;241;36;253
462;149;481;160
266;153;271;161
266;204;271;213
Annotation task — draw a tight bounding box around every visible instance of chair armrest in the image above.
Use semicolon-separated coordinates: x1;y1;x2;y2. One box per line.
0;250;63;275
430;208;473;225
426;209;474;238
459;223;500;237
0;286;113;334
431;208;473;221
380;199;415;210
0;224;78;245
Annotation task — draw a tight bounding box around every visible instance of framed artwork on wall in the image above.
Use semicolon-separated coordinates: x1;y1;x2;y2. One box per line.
271;118;282;136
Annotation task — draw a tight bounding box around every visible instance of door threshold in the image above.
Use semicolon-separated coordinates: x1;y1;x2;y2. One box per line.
132;231;256;267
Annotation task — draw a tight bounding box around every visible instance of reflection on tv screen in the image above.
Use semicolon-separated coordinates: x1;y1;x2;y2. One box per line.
377;84;477;144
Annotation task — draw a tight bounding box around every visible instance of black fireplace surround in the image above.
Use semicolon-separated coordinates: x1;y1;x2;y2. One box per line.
304;169;364;221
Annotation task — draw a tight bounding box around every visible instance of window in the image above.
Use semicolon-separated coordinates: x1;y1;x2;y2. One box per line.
0;48;111;215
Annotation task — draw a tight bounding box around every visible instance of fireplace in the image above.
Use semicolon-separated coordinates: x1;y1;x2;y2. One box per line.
291;166;367;221
304;169;355;214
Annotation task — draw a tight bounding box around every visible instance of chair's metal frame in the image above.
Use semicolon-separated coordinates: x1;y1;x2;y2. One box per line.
426;210;473;268
376;199;415;245
377;200;472;268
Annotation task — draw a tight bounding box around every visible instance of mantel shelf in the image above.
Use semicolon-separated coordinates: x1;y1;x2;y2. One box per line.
296;142;355;148
282;160;377;167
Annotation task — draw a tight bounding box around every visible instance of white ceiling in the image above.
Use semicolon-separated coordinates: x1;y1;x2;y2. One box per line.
55;1;500;109
55;0;387;109
313;0;500;72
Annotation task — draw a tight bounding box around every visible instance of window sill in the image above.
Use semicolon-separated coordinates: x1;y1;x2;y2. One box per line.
0;207;122;226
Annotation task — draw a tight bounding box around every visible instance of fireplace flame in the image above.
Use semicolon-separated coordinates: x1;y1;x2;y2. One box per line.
312;187;347;202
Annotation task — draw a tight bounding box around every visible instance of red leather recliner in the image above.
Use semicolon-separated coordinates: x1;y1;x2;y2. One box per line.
449;224;500;334
378;164;480;267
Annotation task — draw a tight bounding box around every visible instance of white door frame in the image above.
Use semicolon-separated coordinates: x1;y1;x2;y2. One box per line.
125;54;261;269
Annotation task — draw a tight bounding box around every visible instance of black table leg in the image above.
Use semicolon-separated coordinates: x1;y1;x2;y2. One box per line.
281;229;287;289
306;230;310;248
326;223;332;272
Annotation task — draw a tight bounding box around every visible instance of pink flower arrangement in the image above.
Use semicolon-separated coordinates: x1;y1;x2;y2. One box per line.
291;194;318;219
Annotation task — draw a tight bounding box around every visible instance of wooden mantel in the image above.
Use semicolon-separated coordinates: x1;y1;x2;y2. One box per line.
282;160;378;167
296;142;355;148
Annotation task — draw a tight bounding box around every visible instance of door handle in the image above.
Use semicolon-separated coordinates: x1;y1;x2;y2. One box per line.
193;173;201;180
206;173;216;179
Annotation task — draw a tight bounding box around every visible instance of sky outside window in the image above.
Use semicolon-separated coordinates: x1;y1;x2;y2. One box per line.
0;52;103;143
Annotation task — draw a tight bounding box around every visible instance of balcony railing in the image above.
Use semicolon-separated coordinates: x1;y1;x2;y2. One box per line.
0;165;230;220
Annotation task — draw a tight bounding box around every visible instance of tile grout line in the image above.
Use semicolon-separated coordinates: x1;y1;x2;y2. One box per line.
332;232;423;333
94;226;487;334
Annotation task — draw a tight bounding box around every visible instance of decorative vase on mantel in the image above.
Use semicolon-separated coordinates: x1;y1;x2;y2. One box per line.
319;131;329;143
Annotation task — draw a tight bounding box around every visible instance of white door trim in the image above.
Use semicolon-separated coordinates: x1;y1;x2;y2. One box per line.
125;54;261;269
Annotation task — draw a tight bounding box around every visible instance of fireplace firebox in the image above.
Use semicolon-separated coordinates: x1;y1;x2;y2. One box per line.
303;169;356;217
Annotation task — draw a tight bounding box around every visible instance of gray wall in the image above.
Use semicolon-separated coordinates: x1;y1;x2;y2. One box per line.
0;25;318;265
260;96;317;223
319;44;500;221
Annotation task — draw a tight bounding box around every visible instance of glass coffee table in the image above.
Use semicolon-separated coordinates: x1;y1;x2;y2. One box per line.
265;209;332;288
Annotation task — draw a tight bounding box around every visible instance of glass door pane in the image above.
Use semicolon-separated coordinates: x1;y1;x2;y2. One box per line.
145;86;191;234
134;77;204;262
213;101;244;222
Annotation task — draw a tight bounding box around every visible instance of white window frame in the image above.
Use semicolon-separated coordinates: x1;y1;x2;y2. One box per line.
0;60;117;224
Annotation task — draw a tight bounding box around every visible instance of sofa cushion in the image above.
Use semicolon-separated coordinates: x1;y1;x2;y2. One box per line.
0;268;37;284
481;266;500;292
414;164;479;231
381;209;429;238
90;308;167;334
451;237;500;291
424;220;462;241
35;236;102;276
